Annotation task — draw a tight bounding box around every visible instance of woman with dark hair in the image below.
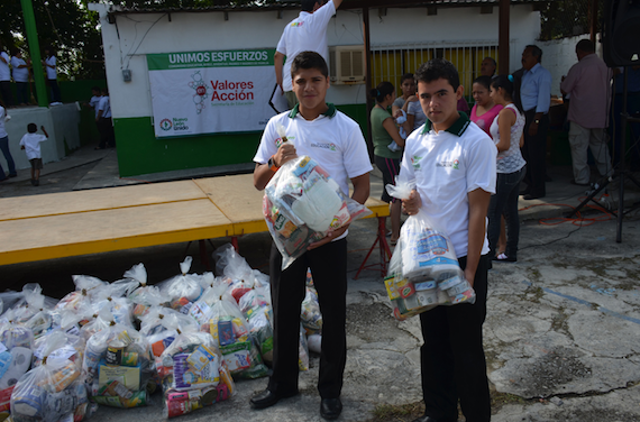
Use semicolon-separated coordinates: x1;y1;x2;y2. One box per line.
370;81;405;245
487;75;526;262
470;75;502;136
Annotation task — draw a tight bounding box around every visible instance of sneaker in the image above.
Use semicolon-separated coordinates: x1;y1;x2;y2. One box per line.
34;179;39;186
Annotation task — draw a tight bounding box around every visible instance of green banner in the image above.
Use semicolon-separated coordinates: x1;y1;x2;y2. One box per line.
147;49;275;71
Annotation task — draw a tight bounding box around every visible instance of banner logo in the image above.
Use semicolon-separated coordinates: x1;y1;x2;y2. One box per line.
160;119;172;131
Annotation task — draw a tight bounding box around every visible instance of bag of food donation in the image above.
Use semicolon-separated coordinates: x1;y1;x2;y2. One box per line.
384;175;476;320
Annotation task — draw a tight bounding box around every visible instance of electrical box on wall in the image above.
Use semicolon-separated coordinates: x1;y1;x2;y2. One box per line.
122;69;132;82
329;46;365;85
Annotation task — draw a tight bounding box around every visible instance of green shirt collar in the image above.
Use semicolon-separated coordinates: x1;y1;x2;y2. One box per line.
421;111;471;137
288;103;337;119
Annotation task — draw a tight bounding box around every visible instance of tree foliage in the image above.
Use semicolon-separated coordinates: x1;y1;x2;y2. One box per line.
539;0;602;41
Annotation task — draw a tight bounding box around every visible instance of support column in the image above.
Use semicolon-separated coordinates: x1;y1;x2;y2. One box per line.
498;0;510;74
20;0;48;107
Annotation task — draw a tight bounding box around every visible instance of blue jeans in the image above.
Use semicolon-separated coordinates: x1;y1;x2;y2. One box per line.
0;136;16;177
487;166;526;259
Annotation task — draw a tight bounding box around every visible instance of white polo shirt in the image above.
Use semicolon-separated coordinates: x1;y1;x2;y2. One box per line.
10;57;28;83
276;0;336;92
399;113;497;258
45;56;57;80
98;96;111;118
254;104;373;240
0;52;10;81
19;133;47;160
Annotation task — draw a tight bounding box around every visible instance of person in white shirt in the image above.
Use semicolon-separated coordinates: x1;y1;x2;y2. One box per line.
19;123;48;186
275;0;343;109
43;46;61;103
0;104;17;180
400;58;495;422
10;49;30;106
0;42;13;107
251;51;371;420
96;88;115;149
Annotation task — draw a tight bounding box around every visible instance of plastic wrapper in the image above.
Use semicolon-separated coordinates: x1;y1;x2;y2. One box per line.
263;154;372;270
207;297;268;379
237;287;273;362
1;285;56;328
0;292;24;318
81;309;154;408
157;331;234;418
384;176;476;320
32;329;84;371
10;331;93;422
0;346;33;414
91;285;135;330
213;244;269;289
0;322;34;351
54;275;107;314
158;257;204;314
300;282;322;335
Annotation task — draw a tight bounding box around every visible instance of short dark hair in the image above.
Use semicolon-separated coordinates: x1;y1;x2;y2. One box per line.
472;75;492;90
91;86;101;93
400;73;414;84
27;123;37;133
491;75;523;113
369;81;394;103
576;39;595;54
291;51;329;79
301;0;320;12
526;45;543;63
415;58;460;91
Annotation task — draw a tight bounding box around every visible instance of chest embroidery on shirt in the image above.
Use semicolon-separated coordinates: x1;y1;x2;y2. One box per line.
436;159;460;170
411;155;423;170
291;22;304;27
310;142;337;152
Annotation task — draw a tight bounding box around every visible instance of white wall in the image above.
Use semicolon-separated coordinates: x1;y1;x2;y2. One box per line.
90;3;541;118
2;104;81;170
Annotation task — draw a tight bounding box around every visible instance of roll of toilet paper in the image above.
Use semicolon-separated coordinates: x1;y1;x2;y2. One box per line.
0;348;32;390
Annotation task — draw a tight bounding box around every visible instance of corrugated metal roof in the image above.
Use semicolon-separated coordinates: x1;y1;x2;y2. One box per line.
108;0;553;16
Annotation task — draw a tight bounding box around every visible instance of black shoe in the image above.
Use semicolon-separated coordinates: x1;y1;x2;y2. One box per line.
320;397;342;420
30;179;36;186
522;193;543;200
250;389;298;409
8;173;17;178
34;179;39;186
411;416;440;422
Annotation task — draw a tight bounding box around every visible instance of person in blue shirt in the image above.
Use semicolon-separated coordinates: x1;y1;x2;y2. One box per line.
514;45;552;200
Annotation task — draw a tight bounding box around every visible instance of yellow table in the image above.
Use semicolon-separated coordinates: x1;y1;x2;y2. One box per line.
0;174;390;274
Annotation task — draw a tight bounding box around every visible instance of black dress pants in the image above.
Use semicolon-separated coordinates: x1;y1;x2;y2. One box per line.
419;254;491;422
521;110;549;197
268;238;348;399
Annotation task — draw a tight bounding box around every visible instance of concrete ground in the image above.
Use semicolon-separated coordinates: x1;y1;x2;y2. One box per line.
1;145;640;421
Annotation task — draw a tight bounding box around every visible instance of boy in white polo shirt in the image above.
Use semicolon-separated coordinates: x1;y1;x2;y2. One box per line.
252;51;371;420
275;0;343;109
400;59;496;422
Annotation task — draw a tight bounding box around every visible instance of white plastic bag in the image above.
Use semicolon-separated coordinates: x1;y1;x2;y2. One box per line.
264;155;371;270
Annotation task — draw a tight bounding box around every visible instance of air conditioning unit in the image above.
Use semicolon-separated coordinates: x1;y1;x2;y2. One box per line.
329;45;365;85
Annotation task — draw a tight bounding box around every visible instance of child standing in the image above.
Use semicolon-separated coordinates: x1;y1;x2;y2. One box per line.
19;123;48;186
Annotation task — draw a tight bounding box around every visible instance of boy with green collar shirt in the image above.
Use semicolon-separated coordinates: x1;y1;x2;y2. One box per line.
252;51;371;420
401;59;496;422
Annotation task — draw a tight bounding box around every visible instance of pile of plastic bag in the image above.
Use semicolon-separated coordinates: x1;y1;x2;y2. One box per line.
384;175;476;320
0;243;326;420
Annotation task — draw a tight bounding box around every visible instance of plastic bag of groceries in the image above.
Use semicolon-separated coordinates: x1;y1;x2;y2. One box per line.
54;275;107;314
213;244;270;302
10;331;94;422
1;285;57;332
32;329;84;371
91;282;136;330
0;291;23;317
300;270;322;335
157;329;234;418
158;257;205;314
81;308;154;408
0;320;34;415
237;286;273;361
207;296;268;379
384;175;475;320
263;152;371;270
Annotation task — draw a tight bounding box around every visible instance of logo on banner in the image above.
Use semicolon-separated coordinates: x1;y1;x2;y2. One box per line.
160;119;172;131
189;71;212;114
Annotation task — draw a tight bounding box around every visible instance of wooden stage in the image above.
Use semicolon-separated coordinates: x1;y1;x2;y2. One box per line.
0;174;391;275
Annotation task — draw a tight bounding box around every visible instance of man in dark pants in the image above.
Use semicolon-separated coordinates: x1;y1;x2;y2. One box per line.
400;58;496;422
251;51;372;420
516;45;552;200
